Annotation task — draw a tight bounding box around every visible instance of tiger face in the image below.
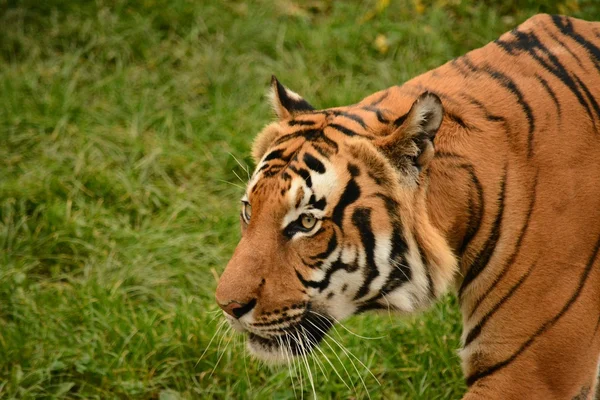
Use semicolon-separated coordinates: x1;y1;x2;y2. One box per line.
215;77;456;362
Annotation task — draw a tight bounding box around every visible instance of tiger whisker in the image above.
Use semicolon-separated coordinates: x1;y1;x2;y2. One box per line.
228;152;251;180
196;318;227;366
232;169;247;185
217;178;245;190
280;335;298;398
304;318;373;399
206;312;226;326
320;333;357;388
391;259;412;282
209;324;234;378
303;328;353;391
242;334;253;393
380;292;395;322
287;333;305;399
309;310;386;340
295;330;317;399
308;321;359;397
326;322;381;387
301;326;328;381
285;334;303;399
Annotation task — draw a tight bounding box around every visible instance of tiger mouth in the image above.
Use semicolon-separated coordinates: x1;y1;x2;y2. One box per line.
246;311;333;361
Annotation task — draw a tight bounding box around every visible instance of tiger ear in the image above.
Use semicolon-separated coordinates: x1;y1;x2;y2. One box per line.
269;75;314;120
375;92;443;178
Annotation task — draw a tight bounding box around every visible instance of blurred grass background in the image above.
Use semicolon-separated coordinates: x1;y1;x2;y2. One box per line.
0;0;598;398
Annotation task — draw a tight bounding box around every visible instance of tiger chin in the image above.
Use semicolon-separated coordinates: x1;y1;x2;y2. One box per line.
216;14;600;400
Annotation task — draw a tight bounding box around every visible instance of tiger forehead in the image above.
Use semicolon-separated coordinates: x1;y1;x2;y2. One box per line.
246;106;383;202
249;144;335;197
288;106;385;127
286;113;328;128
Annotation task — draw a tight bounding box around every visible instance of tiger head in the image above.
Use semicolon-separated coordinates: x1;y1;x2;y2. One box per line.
215;77;457;362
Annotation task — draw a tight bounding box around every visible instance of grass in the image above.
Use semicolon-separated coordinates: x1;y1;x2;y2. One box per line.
1;0;598;398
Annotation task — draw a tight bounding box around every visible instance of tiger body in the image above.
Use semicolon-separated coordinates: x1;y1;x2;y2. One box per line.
216;14;600;399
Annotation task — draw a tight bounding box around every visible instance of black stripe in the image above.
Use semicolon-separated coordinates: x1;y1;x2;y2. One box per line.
466;232;600;386
367;169;392;186
417;239;435;299
572;386;591;400
263;149;286;162
310;231;338;261
360;105;390;124
273;128;339;153
551;15;600;74
541;24;585;69
460;166;485;256
295;270;323;289
593;314;600;339
433;152;485;256
496;29;596;129
289;120;316;126
450;58;471;77
393;112;408;127
331;178;360;227
273;128;320;146
573;74;600;128
347;163;360;177
331;111;367;129
461;94;507;124
312;197;327;210
447;112;469;129
371;91;389;106
373;193;411;296
468;174;538;319
312;143;333;158
303;153;325;174
459;166;507;298
258;163;270;172
407;83;461;107
462;56;535;157
296;257;357;292
327;123;372;139
352;208;379;300
464;260;536;347
380;236;411;295
289;166;312;188
536;75;561;117
328;123;358;137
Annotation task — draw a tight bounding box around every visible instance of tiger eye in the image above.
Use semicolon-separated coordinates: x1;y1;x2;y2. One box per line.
242;202;252;222
300;214;316;230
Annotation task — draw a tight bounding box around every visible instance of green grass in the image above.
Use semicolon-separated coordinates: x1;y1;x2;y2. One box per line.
1;0;598;398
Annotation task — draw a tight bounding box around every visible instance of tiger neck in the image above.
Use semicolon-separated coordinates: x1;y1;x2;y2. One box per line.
424;156;476;263
359;84;486;290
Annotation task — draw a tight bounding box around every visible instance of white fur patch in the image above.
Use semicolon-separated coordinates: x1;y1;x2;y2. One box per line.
379;232;430;313
310;158;338;199
368;235;393;297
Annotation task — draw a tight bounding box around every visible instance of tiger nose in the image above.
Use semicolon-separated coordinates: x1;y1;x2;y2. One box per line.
219;298;257;319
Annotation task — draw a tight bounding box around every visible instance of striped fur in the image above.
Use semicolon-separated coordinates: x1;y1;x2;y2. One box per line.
216;14;600;399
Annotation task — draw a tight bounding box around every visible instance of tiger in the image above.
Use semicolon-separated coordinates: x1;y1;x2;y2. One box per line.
215;14;600;399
